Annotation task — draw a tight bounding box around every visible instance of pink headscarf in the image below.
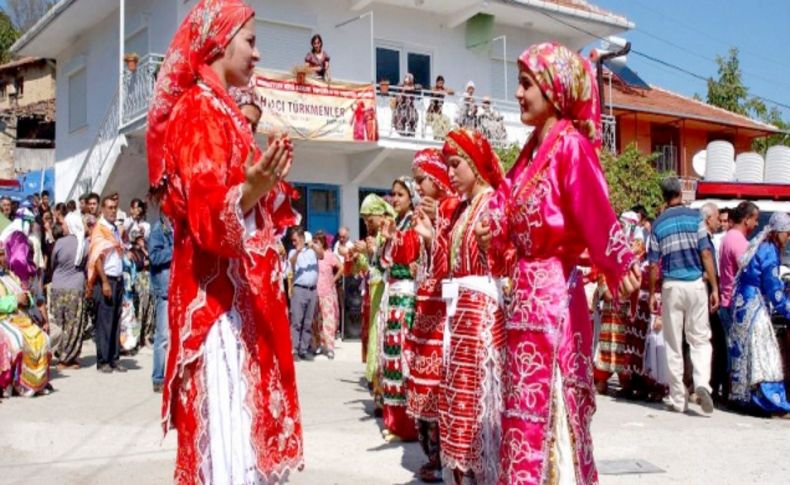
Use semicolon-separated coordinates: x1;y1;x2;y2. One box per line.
146;0;255;189
518;42;601;149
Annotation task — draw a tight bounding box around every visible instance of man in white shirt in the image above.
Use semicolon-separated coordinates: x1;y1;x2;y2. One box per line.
289;227;323;360
92;196;126;373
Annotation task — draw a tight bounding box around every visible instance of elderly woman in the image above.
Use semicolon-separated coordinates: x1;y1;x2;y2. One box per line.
48;211;87;369
729;212;790;415
0;244;51;397
479;42;640;483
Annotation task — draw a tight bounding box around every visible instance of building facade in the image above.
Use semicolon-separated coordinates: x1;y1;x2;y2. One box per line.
12;0;631;237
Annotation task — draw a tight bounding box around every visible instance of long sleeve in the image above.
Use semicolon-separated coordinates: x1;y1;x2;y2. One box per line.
384;228;421;267
759;245;790;319
488;178;512;256
561;135;633;289
172;95;247;259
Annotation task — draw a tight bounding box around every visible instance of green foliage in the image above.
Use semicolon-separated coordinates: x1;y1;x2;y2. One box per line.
494;143;521;173
705;47;790;152
0;11;19;64
599;143;667;217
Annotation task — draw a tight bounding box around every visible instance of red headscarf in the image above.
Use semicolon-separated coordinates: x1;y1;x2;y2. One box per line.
146;0;255;189
518;42;601;149
442;129;504;189
412;148;453;195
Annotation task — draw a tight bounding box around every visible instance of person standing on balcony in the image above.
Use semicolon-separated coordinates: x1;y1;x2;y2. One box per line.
392;73;420;137
456;81;478;130
146;0;304;481
305;33;330;82
476;42;642;484
426;75;452;141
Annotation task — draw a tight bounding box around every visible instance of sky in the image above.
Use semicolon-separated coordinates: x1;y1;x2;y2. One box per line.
593;0;790;120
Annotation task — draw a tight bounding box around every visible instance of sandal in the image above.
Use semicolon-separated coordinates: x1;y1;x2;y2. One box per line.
417;465;443;483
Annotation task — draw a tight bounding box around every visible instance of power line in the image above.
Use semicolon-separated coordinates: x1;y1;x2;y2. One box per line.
628;0;790;72
536;10;790;113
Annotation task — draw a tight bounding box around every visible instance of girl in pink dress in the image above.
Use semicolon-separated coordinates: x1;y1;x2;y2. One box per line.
480;43;641;484
312;231;341;359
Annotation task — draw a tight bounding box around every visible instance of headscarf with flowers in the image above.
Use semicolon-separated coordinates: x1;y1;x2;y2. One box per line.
518;42;601;149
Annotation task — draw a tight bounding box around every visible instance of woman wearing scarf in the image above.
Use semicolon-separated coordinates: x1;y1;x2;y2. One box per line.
48;211;86;369
348;194;395;407
0;244;51;397
729;212;790;415
480;43;640;484
405;148;459;482
146;1;303;482
414;128;510;484
378;176;421;441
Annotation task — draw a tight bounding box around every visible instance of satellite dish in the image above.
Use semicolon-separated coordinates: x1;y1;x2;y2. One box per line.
693;150;707;178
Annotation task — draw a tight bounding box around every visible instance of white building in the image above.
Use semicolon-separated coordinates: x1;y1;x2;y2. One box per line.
12;0;631;238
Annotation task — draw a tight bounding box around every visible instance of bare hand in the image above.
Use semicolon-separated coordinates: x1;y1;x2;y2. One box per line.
413;209;434;242
354;240;367;254
16;292;28;307
474;217;492;252
365;237;376;255
244;134;292;197
617;263;642;296
380;219;395;240
418;197;438;222
649;293;660;315
102;281;112;299
652;316;663;333
709;290;720;313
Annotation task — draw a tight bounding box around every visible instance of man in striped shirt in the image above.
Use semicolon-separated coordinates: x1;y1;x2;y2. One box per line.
648;176;719;414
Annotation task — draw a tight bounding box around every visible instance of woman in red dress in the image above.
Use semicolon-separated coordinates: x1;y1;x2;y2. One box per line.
405;148;459;482
146;1;303;482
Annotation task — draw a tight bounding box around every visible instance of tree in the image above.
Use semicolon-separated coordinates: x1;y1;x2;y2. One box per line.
706;48;750;116
494;143;521;173
705;47;790;152
4;0;54;34
0;11;19;64
599;143;666;217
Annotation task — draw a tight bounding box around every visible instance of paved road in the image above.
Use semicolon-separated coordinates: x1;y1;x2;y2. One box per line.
1;339;788;484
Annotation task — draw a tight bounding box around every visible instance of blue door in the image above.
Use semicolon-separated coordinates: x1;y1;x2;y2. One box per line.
294;184;340;237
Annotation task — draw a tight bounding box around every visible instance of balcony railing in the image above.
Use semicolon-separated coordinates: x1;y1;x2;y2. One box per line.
375;87;526;148
115;60;529;148
121;53;163;128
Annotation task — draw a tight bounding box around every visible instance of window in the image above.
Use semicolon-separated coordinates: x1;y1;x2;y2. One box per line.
407;52;431;88
68;68;87;131
310;189;337;213
489;58;517;101
257;20;312;71
376;47;400;85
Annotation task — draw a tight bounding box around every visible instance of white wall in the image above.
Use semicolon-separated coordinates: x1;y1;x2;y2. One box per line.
251;0;571;98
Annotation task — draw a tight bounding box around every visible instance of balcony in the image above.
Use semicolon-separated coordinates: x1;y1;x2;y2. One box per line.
120;53;163;130
115;56;527;149
374;86;527;148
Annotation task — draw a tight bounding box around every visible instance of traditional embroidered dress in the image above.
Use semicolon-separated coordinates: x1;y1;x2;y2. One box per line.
380;206;419;440
146;1;303;482
0;270;50;397
436;130;509;483
404;149;459;478
489;44;634;485
729;213;790;414
313;251;341;353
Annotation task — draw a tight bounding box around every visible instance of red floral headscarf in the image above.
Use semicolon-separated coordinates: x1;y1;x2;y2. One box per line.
518;42;601;149
442;129;504;189
146;0;255;189
412;148;453;196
